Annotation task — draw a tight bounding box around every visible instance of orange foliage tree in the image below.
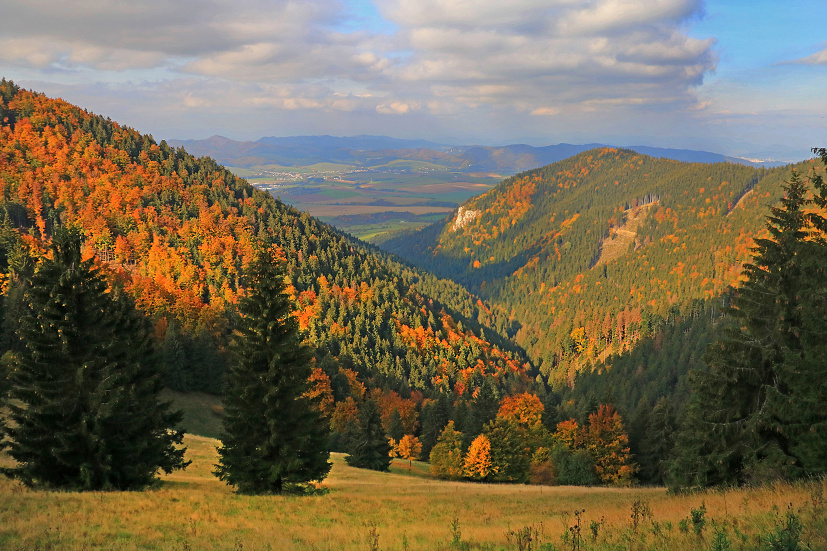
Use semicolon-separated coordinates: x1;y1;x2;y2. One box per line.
497;393;544;427
464;434;493;481
331;397;359;435
373;389;420;435
554;419;581;449
305;367;334;417
582;405;635;486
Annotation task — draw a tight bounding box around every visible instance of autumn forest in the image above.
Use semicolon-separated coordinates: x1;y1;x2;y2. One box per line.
2;78;827;548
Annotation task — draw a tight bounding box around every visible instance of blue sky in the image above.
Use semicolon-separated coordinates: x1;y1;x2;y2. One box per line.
0;0;824;161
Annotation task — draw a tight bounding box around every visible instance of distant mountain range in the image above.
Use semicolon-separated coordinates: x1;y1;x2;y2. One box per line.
168;135;787;174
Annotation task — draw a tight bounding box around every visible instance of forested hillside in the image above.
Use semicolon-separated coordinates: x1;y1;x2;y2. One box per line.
382;148;822;387
0;79;533;402
5;80;825;489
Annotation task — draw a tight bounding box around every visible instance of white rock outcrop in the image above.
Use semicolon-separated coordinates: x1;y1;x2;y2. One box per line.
452;206;480;231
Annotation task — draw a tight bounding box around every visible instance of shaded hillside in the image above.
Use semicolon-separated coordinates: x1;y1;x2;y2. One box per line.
0;79;532;398
382;148;822;384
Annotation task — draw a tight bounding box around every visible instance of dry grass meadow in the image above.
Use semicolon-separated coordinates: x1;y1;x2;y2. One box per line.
1;434;825;550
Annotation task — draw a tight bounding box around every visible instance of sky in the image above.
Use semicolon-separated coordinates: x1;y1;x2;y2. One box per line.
1;0;825;161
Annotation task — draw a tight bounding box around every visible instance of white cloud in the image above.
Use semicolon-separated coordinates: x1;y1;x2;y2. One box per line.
556;0;701;35
376;0;576;29
789;45;827;65
374;0;714;116
0;37;167;71
530;107;561;116
0;0;724;148
377;101;417;114
0;0;348;70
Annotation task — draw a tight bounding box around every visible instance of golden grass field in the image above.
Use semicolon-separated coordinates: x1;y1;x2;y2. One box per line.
1;434;825;550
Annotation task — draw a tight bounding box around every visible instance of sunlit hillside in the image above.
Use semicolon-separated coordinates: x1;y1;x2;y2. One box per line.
0;79;533;400
382;148;822;387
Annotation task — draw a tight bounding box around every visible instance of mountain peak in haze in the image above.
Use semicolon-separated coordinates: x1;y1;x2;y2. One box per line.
167;135;790;172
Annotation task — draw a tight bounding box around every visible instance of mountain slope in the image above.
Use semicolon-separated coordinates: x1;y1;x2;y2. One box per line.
0;79;532;398
382;147;822;384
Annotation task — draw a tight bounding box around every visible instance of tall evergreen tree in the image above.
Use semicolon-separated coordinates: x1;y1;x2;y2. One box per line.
671;165;827;487
465;377;500;445
429;421;464;480
387;409;405;442
215;245;330;494
640;397;675;485
420;393;452;459
345;398;392;471
1;227;187;490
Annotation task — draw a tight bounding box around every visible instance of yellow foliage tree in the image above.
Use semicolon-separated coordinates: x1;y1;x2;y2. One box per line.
554;419;580;448
464;434;493;480
429;421;464;480
396;434;422;468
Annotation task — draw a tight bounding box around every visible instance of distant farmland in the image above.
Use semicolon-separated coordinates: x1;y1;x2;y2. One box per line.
237;167;501;241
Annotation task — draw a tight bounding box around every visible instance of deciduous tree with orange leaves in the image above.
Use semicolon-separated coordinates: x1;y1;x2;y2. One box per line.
554;419;581;449
582;404;636;486
497;392;544;427
464;434;493;481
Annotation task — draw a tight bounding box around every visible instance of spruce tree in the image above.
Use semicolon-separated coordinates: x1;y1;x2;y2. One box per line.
787;148;827;476
465;377;499;444
387;409;405;442
420;393;452;459
429;421;464;480
1;227;187;490
214;245;330;494
345;398;392;471
671;165;827;487
640;397;675;485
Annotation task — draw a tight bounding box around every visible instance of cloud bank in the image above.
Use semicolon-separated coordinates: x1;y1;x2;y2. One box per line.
8;0;814;158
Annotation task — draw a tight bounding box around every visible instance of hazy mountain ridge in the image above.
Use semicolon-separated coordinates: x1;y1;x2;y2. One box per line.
169;135;782;173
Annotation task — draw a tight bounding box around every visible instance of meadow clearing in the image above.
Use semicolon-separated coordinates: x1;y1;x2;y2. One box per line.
1;433;825;550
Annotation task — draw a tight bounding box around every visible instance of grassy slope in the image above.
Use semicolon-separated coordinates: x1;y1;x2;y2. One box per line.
1;435;825;550
160;390;224;440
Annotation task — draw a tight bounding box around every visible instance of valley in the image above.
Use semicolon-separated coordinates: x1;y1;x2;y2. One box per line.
174;135;783;243
4;0;827;548
1;80;826;548
238;166;499;241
